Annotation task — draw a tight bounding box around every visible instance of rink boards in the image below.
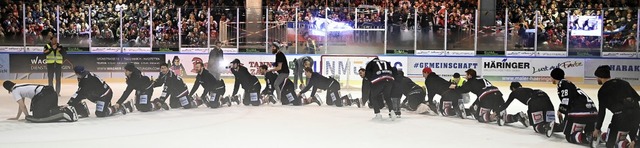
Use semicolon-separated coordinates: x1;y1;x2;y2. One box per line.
0;53;639;86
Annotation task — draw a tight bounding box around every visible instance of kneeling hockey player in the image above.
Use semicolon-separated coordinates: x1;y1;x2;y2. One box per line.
230;59;262;106
152;63;201;109
549;68;598;145
68;66;129;118
189;62;230;108
298;67;357;107
455;69;506;123
592;65;640;148
257;65;281;104
117;63;167;112
496;82;547;129
422;67;464;117
4;81;78;123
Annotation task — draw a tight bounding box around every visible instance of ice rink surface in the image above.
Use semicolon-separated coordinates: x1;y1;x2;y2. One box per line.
0;79;637;148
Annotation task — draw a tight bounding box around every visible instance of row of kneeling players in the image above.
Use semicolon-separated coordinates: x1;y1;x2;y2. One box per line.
2;59;360;122
361;58;639;148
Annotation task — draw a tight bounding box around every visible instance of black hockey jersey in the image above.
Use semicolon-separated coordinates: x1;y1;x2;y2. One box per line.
425;72;454;103
401;76;423;96
556;79;597;115
189;69;222;97
152;70;190;101
281;77;296;93
300;72;339;97
68;71;112;105
262;71;278;94
231;65;259;95
365;58;395;84
456;77;501;99
497;87;547;112
596;79;640;129
117;70;153;104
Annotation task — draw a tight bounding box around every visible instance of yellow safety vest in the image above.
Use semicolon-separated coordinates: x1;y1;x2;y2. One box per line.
451;77;466;87
45;44;63;64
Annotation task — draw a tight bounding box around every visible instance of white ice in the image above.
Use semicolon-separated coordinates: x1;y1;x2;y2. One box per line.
0;79;635;148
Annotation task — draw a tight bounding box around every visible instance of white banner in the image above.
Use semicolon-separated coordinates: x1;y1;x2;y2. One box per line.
601;52;638;58
407;57;481;78
506;51;536;57
0;46;24;52
180;48;209;53
536;51;568;57
584;59;640;85
221;48;239;53
122;47;152;53
25;46;44;53
482;58;585;82
506;51;568;57
415;50;445;56
91;47;122;53
445;50;475;56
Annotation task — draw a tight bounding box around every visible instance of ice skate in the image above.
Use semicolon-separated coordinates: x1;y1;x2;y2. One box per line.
79;101;90;118
312;96;322;106
231;95;241;105
222;96;232;107
120;101;133;113
342;96;352;106
260;95;268;105
61;106;78;122
427;101;438;115
343;94;353;106
518;111;529;127
192;98;204;108
372;113;383;121
201;95;211;108
389;112;397;121
153;98;169;110
314;94;323;105
468;105;478;120
545;122;554;138
353;99;361;108
117;103;127;115
267;94;277;104
497;115;505;126
457;99;466;119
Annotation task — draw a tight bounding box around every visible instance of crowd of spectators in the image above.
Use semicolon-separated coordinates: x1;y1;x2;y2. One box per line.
500;0;638;51
603;7;637;51
265;0;476;30
0;0;241;48
264;0;477;47
0;0;636;51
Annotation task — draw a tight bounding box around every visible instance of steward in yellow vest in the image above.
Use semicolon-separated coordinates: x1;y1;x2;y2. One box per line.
44;39;64;64
450;73;466;87
44;36;65;95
